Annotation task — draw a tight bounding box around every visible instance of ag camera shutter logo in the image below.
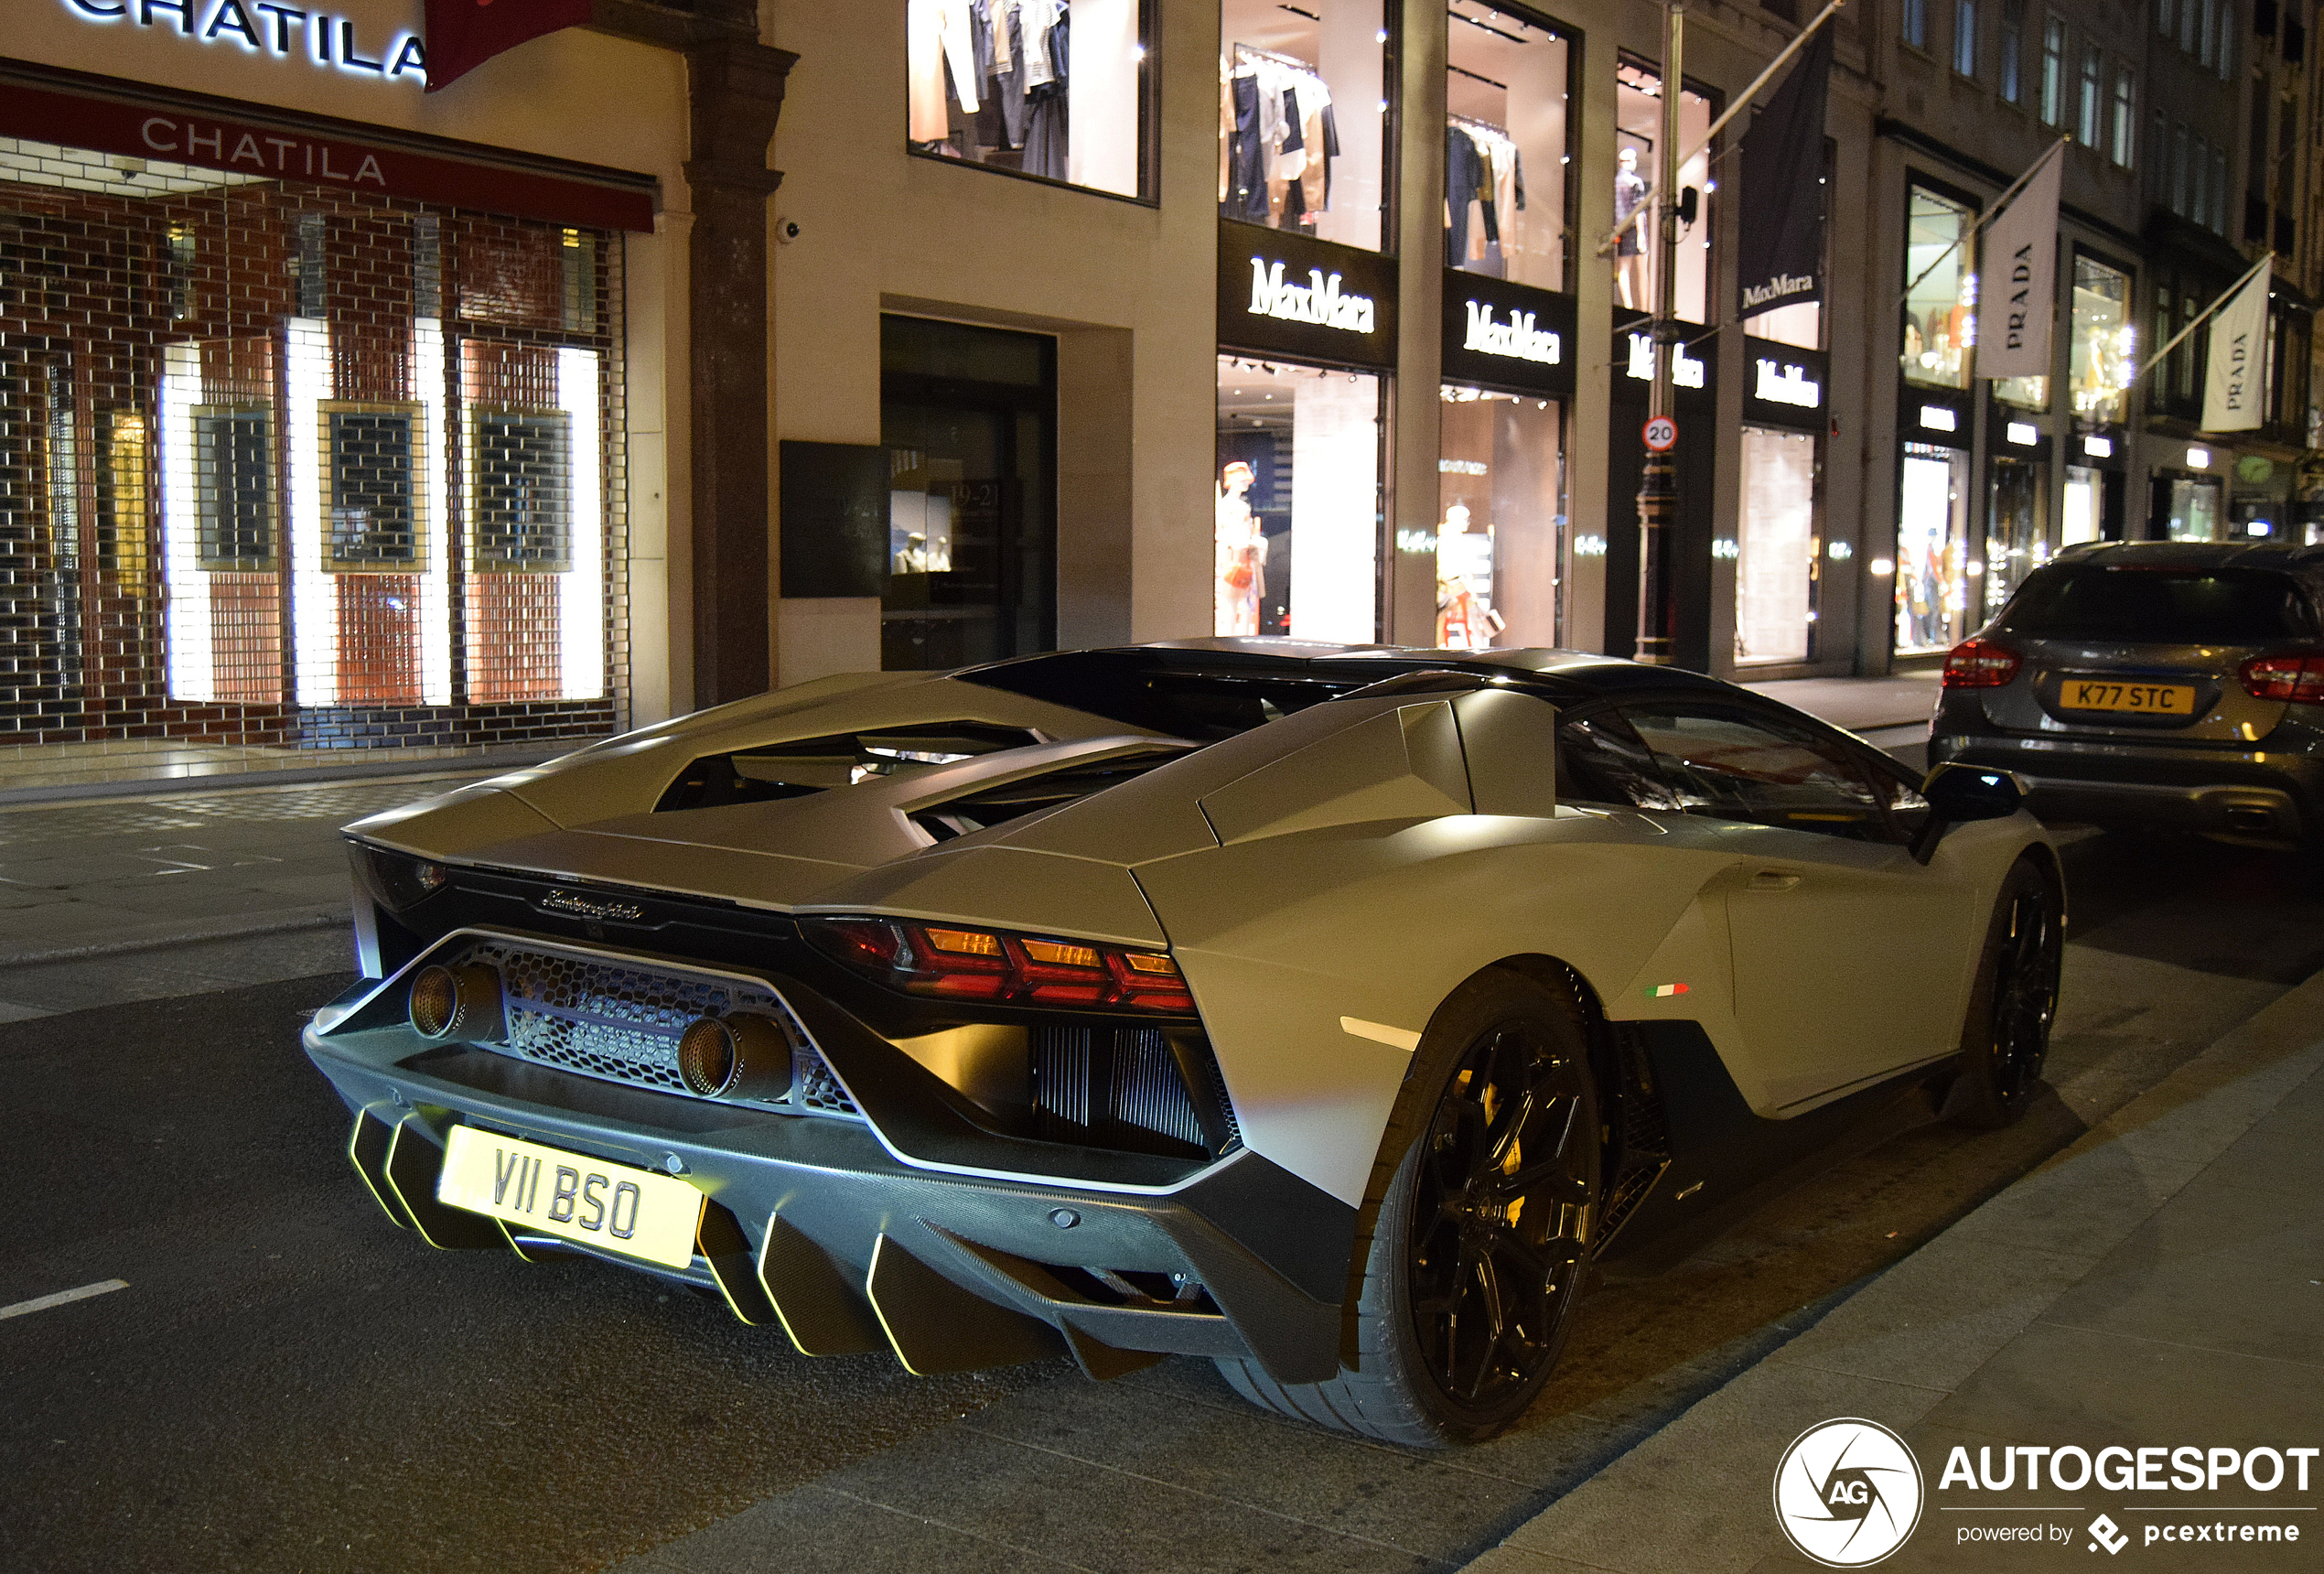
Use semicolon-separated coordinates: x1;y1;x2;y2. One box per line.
1774;1418;1926;1567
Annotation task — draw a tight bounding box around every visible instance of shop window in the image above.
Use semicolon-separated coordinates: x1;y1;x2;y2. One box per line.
1436;385;1565;649
2060;463;2103;544
908;0;1151;199
1614;58;1714;321
2069;253;2133;423
1901;186;1974;389
1955;0;1979;75
2165;474;2222;538
321;404;422;571
2076;47;2102;146
1221;0;1389;250
1985;455;2049;616
1736;426;1816;665
99;408;150;580
1903;0;1929;48
193;406;275;570
1446;1;1572;291
1896;440;1972;654
473;410;572;571
1217;355;1382;641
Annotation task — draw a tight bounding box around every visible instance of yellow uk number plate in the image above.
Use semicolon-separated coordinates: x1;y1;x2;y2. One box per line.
2059;679;2197;716
437;1126;704;1269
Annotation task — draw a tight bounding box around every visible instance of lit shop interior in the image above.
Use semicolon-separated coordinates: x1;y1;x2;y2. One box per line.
1436;387;1564;650
1445;0;1571;289
1220;0;1389;251
1215;357;1383;641
1612;57;1711;321
906;0;1149;198
1896;184;1974;656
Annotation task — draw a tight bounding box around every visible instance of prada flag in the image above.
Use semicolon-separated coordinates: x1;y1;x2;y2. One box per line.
1736;22;1833;320
2201;264;2272;431
1974;149;2061;380
424;0;594;92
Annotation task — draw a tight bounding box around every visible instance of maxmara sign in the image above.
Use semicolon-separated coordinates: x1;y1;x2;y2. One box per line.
59;0;428;85
1460;299;1559;365
1246;257;1377;335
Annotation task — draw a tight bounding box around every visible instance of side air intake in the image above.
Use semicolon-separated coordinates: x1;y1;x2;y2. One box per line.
1029;1026;1239;1160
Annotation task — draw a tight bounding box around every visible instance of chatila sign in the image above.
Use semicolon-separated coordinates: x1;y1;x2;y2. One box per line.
59;0;428;83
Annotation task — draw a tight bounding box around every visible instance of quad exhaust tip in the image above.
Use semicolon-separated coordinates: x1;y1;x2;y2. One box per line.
677;1013;793;1100
408;964;505;1043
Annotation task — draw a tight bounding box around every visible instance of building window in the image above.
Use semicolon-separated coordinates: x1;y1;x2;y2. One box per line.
2041;18;2066;124
1902;185;1974;389
321;404;422;572
2198;0;2217;66
2171;123;2190;211
2077;47;2103;145
2000;0;2024;100
1436;386;1565;649
1616;56;1716;321
1222;0;1391;251
909;0;1153;199
2111;67;2136;166
192;406;274;570
1903;0;1929;49
1985;455;2051;616
1217;356;1383;640
2216;0;2234;76
1736;426;1818;665
472;411;573;571
1446;0;1574;291
2157;0;2176;36
1955;0;1979;73
2210;144;2228;231
2070;253;2134;424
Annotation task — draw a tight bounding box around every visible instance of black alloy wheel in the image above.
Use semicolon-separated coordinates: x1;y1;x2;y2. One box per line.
1948;860;2061;1128
1215;967;1603;1447
1406;1020;1598;1414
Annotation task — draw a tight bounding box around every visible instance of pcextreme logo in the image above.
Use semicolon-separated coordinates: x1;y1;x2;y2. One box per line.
1775;1418;1927;1567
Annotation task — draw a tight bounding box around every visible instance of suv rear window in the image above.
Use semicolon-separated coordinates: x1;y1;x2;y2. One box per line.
2002;566;2316;644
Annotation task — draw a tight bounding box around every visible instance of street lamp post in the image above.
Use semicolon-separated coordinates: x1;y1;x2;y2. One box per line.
1634;0;1685;665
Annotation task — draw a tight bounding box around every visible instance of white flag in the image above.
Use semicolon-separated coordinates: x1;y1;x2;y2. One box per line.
2201;265;2271;431
1975;150;2061;380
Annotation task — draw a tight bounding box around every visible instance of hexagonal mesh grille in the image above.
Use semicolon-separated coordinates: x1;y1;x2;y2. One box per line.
453;940;856;1117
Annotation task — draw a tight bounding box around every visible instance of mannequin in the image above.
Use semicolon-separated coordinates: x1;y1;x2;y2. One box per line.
1613;146;1650;309
1215;460;1267;635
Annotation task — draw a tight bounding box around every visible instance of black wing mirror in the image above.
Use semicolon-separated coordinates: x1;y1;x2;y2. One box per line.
1910;762;2023;863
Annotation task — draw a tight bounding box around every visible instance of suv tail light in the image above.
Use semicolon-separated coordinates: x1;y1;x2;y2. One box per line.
802;916;1197;1015
1942;639;2021;689
2239;652;2324;704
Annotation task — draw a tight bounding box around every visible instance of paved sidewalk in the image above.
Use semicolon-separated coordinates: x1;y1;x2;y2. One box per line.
1743;673;1944;736
1466;968;2324;1573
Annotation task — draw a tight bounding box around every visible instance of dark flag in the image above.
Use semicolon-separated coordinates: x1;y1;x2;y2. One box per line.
1735;22;1833;320
424;0;594;92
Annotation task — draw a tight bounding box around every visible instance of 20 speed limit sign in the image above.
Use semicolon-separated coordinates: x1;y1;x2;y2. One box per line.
1641;415;1678;452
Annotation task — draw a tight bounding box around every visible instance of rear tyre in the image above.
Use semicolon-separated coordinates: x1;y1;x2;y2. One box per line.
1215;967;1602;1447
1944;859;2061;1129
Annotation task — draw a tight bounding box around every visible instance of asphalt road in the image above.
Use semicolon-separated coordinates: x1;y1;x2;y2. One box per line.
4;827;2321;1574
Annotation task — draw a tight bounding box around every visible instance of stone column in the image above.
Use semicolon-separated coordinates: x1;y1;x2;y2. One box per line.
683;35;796;708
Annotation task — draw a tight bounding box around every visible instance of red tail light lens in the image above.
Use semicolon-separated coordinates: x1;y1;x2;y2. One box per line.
2239;652;2324;704
1942;639;2021;689
804;917;1196;1015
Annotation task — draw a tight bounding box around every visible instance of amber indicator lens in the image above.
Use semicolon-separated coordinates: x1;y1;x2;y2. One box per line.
1022;938;1103;968
924;926;1005;957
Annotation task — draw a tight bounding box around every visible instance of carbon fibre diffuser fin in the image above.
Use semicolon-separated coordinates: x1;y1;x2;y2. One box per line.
865;1233;1065;1375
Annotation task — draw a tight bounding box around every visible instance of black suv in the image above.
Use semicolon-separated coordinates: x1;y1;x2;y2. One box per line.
1929;540;2324;850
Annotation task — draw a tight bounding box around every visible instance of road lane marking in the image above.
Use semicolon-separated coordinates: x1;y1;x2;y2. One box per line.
0;1279;128;1321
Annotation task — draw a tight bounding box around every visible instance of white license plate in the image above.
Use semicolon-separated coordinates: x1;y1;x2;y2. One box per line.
436;1126;704;1269
2058;679;2198;716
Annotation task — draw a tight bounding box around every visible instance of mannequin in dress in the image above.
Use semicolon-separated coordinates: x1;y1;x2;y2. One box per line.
1613;146;1650;309
1215;460;1267;635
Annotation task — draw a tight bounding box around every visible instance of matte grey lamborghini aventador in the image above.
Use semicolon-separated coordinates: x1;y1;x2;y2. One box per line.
305;641;2061;1445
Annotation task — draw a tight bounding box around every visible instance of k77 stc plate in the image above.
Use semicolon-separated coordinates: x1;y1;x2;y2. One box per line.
436;1125;704;1269
2057;678;2198;716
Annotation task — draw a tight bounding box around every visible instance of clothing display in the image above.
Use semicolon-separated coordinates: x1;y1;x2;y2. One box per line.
1613;159;1648;258
1215;463;1267;636
1445;119;1524;271
916;0;1071;176
1221;46;1340;229
908;0;982;144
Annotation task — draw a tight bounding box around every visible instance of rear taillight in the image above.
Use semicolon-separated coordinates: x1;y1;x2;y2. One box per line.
802;917;1197;1015
2239;652;2324;704
1942;639;2021;689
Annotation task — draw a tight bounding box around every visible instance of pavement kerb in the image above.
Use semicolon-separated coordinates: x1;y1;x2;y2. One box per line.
0;908;347;969
1463;965;2324;1574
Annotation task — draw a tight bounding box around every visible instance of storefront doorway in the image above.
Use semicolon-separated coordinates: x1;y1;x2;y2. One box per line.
878;316;1058;671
